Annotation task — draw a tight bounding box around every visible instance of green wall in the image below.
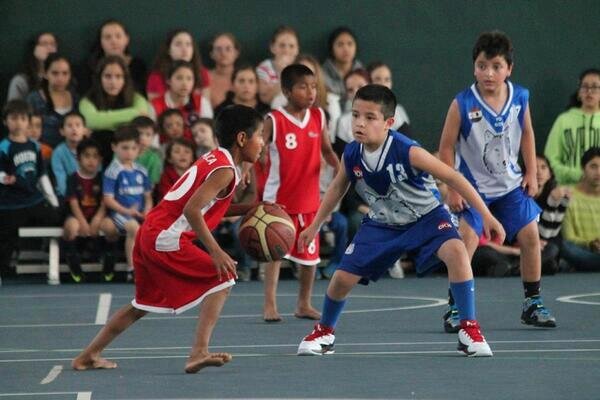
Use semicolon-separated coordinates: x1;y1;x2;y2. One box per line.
2;0;599;150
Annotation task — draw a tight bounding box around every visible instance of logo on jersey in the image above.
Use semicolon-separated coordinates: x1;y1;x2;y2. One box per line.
136;174;143;184
438;221;452;230
308;131;319;138
353;166;363;179
468;107;482;122
345;243;355;255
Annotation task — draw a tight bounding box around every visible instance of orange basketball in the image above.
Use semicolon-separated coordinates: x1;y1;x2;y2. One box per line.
239;203;296;262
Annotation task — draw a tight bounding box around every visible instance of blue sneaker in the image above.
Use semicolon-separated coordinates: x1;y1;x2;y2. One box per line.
443;304;461;333
521;296;556;327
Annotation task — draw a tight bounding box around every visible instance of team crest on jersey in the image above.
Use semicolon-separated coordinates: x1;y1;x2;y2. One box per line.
136;174;143;184
308;131;319;138
468;107;482;122
438;221;452;230
353;166;363;179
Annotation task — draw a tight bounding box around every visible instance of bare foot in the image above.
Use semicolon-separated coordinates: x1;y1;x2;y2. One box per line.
185;353;231;374
294;307;321;320
72;354;117;371
263;308;282;323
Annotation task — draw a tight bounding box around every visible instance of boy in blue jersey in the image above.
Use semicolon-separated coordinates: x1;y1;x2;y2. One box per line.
296;85;505;357
0;100;60;280
100;126;152;282
438;31;556;331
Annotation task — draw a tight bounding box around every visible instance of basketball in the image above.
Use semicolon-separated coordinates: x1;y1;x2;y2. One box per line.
239;203;296;262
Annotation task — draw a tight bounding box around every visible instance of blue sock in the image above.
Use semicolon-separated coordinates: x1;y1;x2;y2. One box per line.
320;294;346;329
450;280;476;321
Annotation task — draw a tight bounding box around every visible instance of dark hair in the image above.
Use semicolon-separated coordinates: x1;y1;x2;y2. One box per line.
231;62;258;83
567;68;600;109
152;29;205;87
327;26;357;60
270;25;298;45
191;117;215;132
214;105;262;149
111;124;139;144
343;68;370;85
366;61;389;75
41;53;72;113
354;84;396;119
88;20;130;69
3;99;32;120
131;116;155;130
281;64;314;92
61;110;86;128
581;147;600;168
534;154;557;207
20;32;58;91
157;108;185;133
76;138;101;158
472;31;513;66
86;55;135;110
167;60;198;88
165;137;197;165
31;110;43;120
211;32;241;54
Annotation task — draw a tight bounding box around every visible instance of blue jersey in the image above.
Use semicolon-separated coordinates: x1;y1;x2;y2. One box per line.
455;81;528;199
103;159;151;213
0;138;45;209
343;130;440;226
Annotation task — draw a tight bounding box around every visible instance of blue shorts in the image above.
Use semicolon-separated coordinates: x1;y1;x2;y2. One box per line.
339;206;461;284
459;187;541;242
111;212;138;234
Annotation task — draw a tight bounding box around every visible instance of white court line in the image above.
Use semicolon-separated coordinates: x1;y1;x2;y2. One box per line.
556;292;600;305
39;365;62;384
2;338;600;354
2;348;600;364
0;392;90;398
94;293;112;325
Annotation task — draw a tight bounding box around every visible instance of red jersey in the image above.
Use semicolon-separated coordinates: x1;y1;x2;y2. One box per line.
151;92;203;143
143;147;240;252
263;107;325;213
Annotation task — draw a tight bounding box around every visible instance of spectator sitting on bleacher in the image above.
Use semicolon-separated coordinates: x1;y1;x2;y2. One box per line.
27;111;53;165
132;116;162;189
62;139;106;282
155;138;196;202
51;111;88;200
0;100;60;279
100;126;152;282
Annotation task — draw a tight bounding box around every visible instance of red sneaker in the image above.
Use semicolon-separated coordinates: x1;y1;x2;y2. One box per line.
457;320;493;357
297;323;335;356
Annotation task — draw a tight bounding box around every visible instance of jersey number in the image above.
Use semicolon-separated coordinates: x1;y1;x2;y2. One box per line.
284;133;298;150
164;166;198;201
386;163;407;184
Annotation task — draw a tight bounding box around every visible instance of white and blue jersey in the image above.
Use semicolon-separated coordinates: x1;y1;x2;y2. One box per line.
455;81;527;199
340;131;459;283
103;159;151;216
344;130;440;226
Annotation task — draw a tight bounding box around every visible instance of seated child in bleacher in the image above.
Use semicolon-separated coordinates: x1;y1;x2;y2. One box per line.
0;100;60;278
28;111;53;164
155;138;196;202
157;108;186;147
133;116;163;188
51;111;88;199
62;139;106;282
191;117;217;157
100;126;152;282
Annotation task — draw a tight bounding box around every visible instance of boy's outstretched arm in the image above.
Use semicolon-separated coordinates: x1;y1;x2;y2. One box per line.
321;125;340;173
409;146;506;243
438;99;467;212
520;105;538;196
184;167;238;280
298;158;350;250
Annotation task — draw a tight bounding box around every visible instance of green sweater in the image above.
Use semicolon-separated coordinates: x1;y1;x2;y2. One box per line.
544;107;600;185
79;93;150;131
562;186;600;246
137;147;163;185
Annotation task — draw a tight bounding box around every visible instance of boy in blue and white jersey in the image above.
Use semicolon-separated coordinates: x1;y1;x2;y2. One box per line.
439;31;556;331
296;84;506;357
100;126;152;282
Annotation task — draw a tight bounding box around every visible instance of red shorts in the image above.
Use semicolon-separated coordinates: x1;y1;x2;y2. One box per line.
131;228;235;314
286;212;320;266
